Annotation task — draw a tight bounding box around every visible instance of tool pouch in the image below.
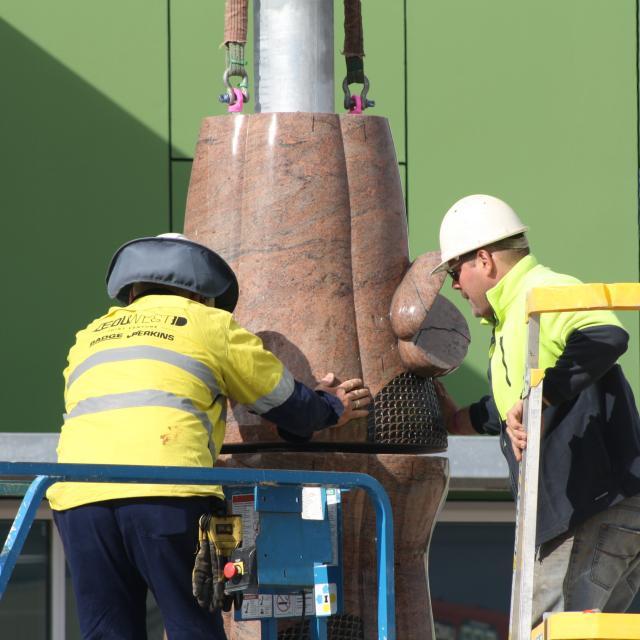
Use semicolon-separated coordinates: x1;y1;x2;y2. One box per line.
193;514;225;612
209;532;226;611
193;507;242;612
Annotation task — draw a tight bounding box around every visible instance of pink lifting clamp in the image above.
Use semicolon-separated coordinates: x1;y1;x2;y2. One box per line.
227;88;245;113
348;94;363;114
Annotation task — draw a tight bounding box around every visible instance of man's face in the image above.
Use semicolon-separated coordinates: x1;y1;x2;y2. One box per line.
447;252;493;319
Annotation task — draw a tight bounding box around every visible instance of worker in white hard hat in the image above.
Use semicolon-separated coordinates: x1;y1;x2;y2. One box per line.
434;195;640;624
46;233;371;640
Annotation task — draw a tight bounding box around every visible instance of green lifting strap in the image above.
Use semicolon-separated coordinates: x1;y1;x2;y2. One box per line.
225;41;247;78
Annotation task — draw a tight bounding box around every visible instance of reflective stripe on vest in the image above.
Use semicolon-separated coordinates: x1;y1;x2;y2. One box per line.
66;346;221;398
249;368;295;414
64;389;214;437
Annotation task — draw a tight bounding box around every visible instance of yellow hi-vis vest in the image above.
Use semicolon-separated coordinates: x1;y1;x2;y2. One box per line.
47;295;294;511
484;255;623;421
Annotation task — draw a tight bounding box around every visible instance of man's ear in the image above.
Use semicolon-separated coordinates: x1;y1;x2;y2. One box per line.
476;248;497;275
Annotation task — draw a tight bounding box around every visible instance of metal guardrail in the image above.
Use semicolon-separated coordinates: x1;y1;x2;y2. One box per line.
0;462;396;640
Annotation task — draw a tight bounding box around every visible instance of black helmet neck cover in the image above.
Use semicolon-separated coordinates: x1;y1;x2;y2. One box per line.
106;237;239;312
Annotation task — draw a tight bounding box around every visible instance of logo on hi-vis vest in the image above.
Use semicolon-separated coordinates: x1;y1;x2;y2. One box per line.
89;333;123;347
90;330;176;347
125;330;175;340
93;314;187;332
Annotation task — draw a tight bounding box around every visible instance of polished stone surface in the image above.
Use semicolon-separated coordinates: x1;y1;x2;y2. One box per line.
389;252;446;340
390;252;469;376
185;113;410;444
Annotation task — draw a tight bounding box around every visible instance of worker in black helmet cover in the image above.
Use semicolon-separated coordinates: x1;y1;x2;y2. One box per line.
433;195;640;625
47;233;371;639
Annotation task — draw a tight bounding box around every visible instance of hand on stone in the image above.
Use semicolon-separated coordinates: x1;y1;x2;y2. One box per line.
316;373;372;427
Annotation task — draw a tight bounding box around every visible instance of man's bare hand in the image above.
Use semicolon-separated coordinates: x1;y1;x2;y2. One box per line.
506;400;527;462
316;373;372;427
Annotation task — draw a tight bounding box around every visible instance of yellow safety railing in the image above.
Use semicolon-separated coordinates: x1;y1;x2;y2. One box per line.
524;283;640;390
526;283;640;319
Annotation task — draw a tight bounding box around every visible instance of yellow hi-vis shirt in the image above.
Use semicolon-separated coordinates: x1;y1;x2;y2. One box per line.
47;295;294;511
484;255;623;421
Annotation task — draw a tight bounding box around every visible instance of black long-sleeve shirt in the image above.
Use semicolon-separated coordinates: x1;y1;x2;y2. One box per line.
470;325;640;545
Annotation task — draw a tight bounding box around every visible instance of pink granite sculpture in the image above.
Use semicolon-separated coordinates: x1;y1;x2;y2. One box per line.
184;111;469;639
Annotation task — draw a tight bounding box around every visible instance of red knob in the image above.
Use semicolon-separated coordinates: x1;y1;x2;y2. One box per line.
224;562;238;579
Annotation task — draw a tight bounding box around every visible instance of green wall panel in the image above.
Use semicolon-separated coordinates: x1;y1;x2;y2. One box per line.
170;0;240;158
406;0;639;405
2;1;168;141
171;161;193;233
1;3;170;433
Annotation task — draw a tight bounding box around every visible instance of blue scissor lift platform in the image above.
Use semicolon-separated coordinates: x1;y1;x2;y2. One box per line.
0;462;396;640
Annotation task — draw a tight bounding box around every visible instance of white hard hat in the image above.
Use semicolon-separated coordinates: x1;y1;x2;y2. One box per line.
431;194;528;274
156;232;188;241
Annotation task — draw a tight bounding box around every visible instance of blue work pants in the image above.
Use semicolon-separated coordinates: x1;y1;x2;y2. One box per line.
53;496;226;640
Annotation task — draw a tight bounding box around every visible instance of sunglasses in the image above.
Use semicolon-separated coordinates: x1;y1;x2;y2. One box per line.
446;251;477;282
446;262;463;282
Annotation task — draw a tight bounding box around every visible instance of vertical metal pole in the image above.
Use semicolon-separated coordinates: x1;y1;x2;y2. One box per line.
50;524;66;640
254;0;334;113
369;485;396;640
508;314;543;639
261;617;278;638
0;475;55;597
310;616;328;639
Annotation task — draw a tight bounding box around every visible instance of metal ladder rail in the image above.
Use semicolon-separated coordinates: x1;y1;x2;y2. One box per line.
0;462;396;640
508;283;640;640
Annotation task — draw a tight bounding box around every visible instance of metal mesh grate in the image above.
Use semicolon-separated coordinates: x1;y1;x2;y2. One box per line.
366;372;447;449
278;613;364;639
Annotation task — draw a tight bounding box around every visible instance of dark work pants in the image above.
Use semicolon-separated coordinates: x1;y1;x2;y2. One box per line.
532;494;640;626
53;497;227;640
